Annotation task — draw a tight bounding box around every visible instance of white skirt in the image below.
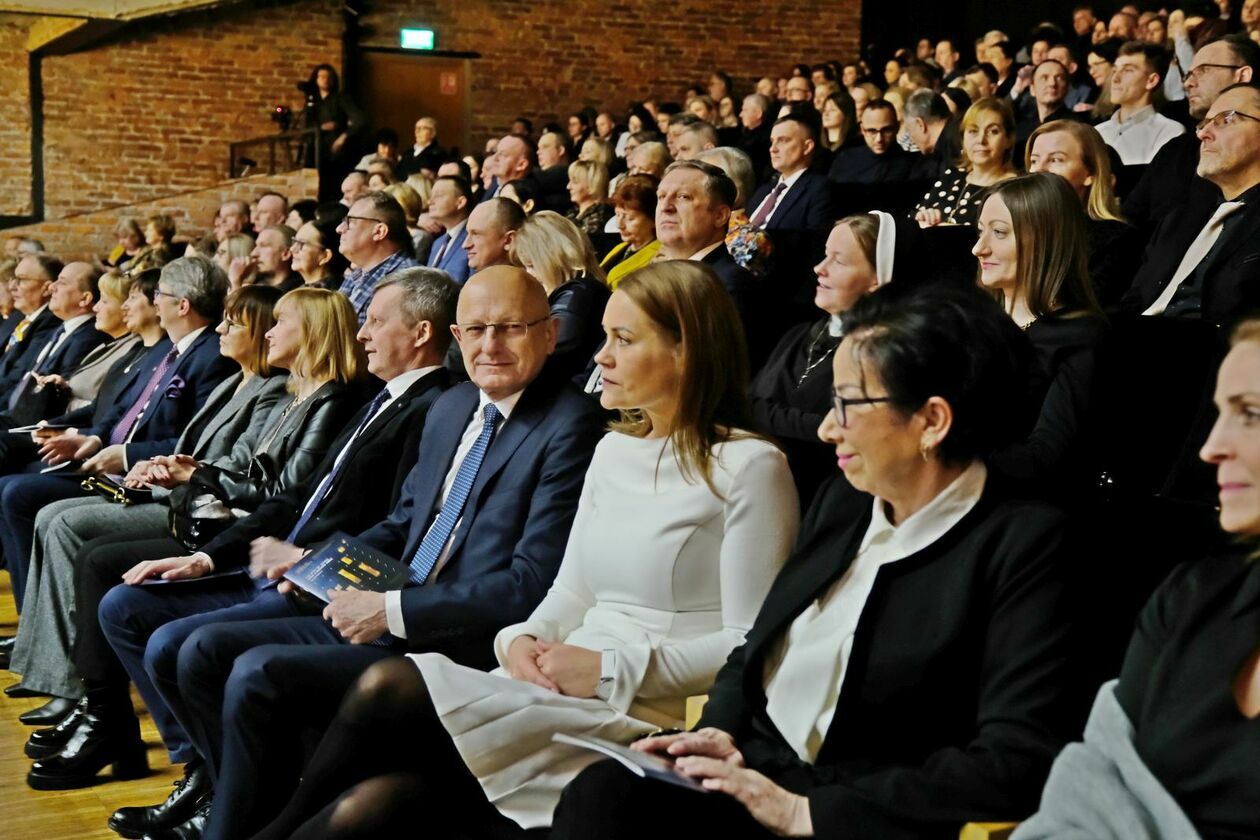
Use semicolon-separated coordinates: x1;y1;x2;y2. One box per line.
409;652;664;829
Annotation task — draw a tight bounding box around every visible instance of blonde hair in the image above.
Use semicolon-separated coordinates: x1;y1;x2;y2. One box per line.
221;233;255;261
509;211;605;292
1024;120;1125;223
384;182;424;225
98;269;135;304
274;287;365;385
610;260;765;496
580;137;615;170
567;159;610;202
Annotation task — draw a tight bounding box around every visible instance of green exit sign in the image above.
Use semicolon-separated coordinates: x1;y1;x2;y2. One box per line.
400;28;436;50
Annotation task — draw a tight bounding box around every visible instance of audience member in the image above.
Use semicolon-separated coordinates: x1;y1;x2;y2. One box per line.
105;219;144;270
937;38;965;83
1015;59;1085;160
905;89;963;177
509;211;610;379
251;193;288;232
291;217;348;290
532;128;573;213
247;259;800;839
336;191;418;323
0;254;64;400
486;134;535;199
228;225;299;292
1027;120;1144;304
397;117;446;179
564;160;614;235
915;97;1018;226
1014;317;1260;839
829;100;930;187
600;174;661;287
463;196;525;274
738;93;775;176
673;121;718;161
424;175;474;284
553;282;1081;839
819;89;860;152
748;114;833;232
1122;82;1260;323
1096;41;1185;164
212;201;249;243
285;199;318;230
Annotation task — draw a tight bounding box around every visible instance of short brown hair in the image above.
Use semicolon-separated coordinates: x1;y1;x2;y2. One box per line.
612;173;659;218
226;284;284;376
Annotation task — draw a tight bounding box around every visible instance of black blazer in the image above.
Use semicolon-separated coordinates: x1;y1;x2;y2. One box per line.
697;473;1083;838
1120;196;1260;327
699;244;774;369
748;170;834;232
547;275;611;380
1121;131;1218;236
4;321;108;407
0;307;60;393
398;142;447;178
355;375;605;666
201;367;452;570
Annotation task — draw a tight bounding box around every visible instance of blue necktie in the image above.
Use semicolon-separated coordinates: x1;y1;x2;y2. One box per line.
406;402;501;585
284;388;391;543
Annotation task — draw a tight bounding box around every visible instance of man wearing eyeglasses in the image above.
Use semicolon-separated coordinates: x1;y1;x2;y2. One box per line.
1122;82;1260;324
336;191;419;323
1125;34;1259;234
1096;42;1185;165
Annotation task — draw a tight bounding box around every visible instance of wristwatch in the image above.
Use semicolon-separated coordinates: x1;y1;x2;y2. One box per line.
595;649;616;701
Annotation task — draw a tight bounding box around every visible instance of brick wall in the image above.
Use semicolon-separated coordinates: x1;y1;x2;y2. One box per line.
0;20;32;217
2;169;318;263
359;0;862;145
40;0;342;219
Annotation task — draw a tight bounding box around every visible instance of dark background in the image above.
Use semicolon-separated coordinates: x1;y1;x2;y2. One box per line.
861;0;1100;59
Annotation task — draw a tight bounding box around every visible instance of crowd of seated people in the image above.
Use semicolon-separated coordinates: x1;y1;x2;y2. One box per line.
1;6;1259;838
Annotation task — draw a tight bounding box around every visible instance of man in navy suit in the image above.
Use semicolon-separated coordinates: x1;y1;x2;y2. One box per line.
747;113;834;234
0;253;63;396
99;266;604;839
0;256;233;613
424;175;473;284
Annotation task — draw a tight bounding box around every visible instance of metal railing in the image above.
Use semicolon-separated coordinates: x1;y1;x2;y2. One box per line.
228;127;322;180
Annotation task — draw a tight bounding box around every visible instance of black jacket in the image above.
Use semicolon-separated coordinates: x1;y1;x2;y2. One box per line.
200;368;451;570
1121;131;1218;237
698;473;1083;839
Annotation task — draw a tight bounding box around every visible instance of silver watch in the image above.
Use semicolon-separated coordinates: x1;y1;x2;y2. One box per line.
595;648;616;701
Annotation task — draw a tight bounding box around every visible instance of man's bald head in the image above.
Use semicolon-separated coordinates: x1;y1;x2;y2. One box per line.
495;135;534;184
455;264;557;399
463;198;525;271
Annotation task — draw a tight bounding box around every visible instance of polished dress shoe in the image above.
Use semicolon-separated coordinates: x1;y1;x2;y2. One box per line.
25;697;88;759
141;798;211;840
5;683;49;698
26;703;148;789
18;695;76;726
110;762;211;839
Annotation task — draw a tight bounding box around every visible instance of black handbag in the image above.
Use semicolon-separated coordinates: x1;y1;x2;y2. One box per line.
10;380;71;426
81;474;153;506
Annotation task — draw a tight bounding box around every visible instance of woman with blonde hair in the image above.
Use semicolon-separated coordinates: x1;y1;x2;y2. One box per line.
1026;119;1143;304
510;210;610;378
247;259;799;839
915;96;1018;227
214;233;255;276
973;172;1107;497
565;159;614;235
579;136;615;171
384;181;434;262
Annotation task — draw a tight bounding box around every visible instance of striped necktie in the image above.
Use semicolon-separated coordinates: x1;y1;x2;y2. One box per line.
108;346;178;446
5;317;31;353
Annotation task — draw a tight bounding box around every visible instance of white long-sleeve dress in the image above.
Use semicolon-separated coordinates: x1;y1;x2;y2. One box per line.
409;431;800;828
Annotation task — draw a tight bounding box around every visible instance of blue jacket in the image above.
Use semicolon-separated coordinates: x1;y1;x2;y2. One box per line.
427;225;471;284
356;375;605;666
83;327;235;463
748;169;834;232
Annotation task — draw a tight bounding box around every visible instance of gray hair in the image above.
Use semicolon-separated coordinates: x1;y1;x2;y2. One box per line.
160;255;228;320
696;147;756;211
662;160;737;209
373;266;460;353
905;89;951;124
742;93;771;117
681;122;718;146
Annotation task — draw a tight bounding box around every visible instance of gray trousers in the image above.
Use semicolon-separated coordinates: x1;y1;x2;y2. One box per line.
9;496;168;698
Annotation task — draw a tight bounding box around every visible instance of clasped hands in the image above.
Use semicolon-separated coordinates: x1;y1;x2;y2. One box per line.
634;728;814;837
506;635;600;697
124;454;199;488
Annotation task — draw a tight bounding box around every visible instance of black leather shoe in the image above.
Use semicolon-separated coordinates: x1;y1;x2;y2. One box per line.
5;683;48;698
25;697;88;759
26;707;148;789
109;762;211;839
18;695;76;726
0;634;15;651
141;798;211;840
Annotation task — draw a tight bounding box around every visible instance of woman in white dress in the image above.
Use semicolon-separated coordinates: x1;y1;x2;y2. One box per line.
249;260;800;839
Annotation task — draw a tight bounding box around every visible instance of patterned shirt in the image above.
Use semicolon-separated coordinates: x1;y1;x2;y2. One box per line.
338;250;419;323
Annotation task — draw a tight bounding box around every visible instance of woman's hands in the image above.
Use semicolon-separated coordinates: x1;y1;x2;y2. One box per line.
506;635;558;692
505;637;602;697
915;207;944;228
634;728;814;837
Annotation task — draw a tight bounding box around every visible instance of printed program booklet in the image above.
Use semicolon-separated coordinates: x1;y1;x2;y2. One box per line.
551;733;708;792
283;532;408;602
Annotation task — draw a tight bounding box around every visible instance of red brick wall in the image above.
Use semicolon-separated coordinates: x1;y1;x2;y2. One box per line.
3;169;318;263
40;0;343;219
359;0;862;145
0;21;33;217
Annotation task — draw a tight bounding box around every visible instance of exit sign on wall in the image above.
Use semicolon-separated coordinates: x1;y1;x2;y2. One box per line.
400;28;435;50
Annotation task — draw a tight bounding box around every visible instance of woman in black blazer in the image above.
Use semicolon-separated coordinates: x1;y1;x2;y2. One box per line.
974;173;1108;502
551;283;1083;839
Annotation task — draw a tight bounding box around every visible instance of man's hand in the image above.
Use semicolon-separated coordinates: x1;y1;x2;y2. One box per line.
323;589;388;644
32;373;67;390
416;213;445;236
38;431;96;465
227;256;255;290
122;554;213;585
82;444;126;475
331;133;348;154
505;635;559;692
248;537;306;581
535;640;601;698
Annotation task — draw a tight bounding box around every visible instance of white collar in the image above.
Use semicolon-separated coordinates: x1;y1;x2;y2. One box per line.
384;365;440;400
59;313;94;335
861;461;987;558
478;387;524;422
689;241;724;262
172;325;207;356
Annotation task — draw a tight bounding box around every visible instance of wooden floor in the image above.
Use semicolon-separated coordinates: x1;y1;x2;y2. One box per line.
0;575;182;839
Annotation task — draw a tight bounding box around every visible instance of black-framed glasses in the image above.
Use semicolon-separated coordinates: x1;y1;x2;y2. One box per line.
153;288;181;300
1196;109;1260;134
452;317;550;342
831;392;892;427
1185;63;1244;82
289;237;323;253
339;215;384;229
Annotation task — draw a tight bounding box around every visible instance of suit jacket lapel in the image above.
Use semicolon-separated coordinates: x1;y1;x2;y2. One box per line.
406;385;479;550
188;373;256;456
770;174;809;225
132;330;210;436
443;228;468;270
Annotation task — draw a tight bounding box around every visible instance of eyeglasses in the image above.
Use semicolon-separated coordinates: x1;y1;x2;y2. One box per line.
338;215;384;229
222;319;246;331
1185;63;1244;82
153;288;181;300
452;317;550;342
831;392;892;427
1196;109;1260;133
289;238;324;253
862;126;898;136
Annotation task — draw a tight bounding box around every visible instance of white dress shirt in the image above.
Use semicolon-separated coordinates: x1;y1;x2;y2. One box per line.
762;461;988;763
385;387;523;638
1095;105;1185;165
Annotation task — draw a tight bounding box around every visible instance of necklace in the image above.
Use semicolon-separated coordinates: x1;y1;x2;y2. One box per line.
797;323;839;387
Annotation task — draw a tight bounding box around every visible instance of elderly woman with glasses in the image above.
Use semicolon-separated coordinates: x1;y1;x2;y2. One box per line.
552;282;1085;839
